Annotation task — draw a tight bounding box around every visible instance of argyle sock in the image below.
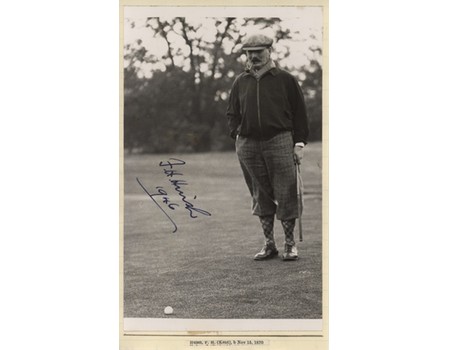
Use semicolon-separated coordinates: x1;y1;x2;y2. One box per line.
259;215;275;245
281;219;296;246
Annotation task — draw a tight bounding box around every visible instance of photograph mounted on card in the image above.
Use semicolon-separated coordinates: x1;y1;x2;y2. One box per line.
119;1;328;348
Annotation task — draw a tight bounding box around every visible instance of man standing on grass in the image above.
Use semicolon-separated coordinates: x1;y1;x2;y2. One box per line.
226;33;309;261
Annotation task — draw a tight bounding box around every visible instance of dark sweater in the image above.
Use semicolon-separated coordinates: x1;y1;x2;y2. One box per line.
226;67;309;144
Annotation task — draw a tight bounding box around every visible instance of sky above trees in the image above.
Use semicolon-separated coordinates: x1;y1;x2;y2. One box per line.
123;6;323;80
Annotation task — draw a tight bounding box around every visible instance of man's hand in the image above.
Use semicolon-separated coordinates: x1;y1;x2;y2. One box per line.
294;145;304;165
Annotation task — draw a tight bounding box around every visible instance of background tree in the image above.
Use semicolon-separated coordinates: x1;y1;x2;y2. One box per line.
124;16;323;153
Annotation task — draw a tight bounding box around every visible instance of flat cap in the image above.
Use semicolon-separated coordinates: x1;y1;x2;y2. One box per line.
242;34;273;51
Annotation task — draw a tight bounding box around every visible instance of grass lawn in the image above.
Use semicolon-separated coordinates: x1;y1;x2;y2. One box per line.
123;142;323;319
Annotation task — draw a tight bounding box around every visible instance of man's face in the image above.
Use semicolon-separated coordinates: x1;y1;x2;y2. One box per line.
246;48;270;70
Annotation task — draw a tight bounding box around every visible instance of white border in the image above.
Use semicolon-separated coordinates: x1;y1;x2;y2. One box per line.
124;318;322;332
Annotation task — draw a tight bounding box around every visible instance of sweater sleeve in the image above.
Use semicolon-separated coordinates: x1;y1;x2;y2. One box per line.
226;77;241;140
288;75;309;144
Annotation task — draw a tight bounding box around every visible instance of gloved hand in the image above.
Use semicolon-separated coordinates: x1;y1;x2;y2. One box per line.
294;145;304;165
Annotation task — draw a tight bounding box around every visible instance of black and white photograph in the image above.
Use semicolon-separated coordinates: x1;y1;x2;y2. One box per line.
6;1;450;350
120;4;327;342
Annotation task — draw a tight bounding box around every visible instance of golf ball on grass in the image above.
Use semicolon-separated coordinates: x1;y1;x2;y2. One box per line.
164;306;174;315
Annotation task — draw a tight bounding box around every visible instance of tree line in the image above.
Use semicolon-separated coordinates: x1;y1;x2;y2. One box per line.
124;17;322;153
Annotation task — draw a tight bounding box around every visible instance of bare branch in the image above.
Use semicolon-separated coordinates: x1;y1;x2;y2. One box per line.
178;17;196;75
211;18;233;78
156;18;175;68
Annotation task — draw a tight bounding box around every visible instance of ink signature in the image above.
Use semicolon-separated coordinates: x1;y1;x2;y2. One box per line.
136;158;211;233
136;178;178;233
